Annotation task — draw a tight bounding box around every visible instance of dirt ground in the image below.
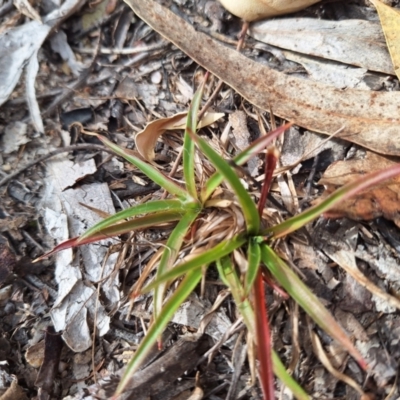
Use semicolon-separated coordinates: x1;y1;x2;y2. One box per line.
1;0;400;399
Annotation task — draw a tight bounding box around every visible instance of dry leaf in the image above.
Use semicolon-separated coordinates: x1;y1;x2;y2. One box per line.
217;0;321;21
317;152;400;226
0;379;28;400
13;0;42;23
310;330;365;395
124;0;400;156
250;18;393;75
135;112;224;161
25;341;45;368
371;0;400;80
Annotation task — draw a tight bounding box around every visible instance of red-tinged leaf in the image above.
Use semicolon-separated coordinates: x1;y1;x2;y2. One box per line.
33;236;96;262
264;163;400;239
254;270;275;400
258;146;279;216
260;244;368;371
201;123;292;202
34;211;183;262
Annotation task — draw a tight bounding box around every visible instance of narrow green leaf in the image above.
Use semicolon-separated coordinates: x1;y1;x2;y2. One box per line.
217;257;308;399
142;234;248;293
188;132;260;235
153;211;200;320
114;268;203;397
272;351;310;400
264;163;400;239
260;244;367;370
79;199;194;241
86;210;183;238
201;123;291;202
244;239;261;296
217;256;255;333
84;132;193;201
183;81;204;199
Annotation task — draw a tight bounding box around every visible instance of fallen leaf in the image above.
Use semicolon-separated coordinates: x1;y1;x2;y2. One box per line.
39;158;120;352
217;0;321;21
2;122;29;154
135;112;224;161
250;18;393;75
371;0;400;80
124;0;400;156
0;0;86;131
280;51;374;90
310;330;364;395
13;0;42;23
320;222;400;313
317;152;400;226
0;378;28;400
25;341;45;368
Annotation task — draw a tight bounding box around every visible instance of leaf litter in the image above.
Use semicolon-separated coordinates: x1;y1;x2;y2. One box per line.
0;0;400;399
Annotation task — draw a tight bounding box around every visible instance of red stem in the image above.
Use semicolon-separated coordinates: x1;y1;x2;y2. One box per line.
254;141;280;399
254;270;275;400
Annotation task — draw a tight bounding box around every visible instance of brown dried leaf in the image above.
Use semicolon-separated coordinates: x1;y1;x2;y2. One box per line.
124;0;400;156
0;378;28;400
317;152;400;226
25;341;45;368
135;111;224;161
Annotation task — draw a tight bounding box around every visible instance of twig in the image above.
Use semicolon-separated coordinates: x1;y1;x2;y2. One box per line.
0;144;116;188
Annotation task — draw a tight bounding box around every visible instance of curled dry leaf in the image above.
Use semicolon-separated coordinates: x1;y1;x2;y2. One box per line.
317;152;400;226
124;0;400;156
217;0;321;21
310;329;365;396
371;0;400;79
135;111;224;161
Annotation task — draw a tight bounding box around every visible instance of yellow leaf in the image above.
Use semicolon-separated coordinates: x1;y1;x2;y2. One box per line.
371;0;400;79
135;112;224;162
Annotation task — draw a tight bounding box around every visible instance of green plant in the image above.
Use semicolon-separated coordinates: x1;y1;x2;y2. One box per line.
36;81;400;399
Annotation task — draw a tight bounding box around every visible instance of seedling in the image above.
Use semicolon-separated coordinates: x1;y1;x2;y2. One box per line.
36;80;400;399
